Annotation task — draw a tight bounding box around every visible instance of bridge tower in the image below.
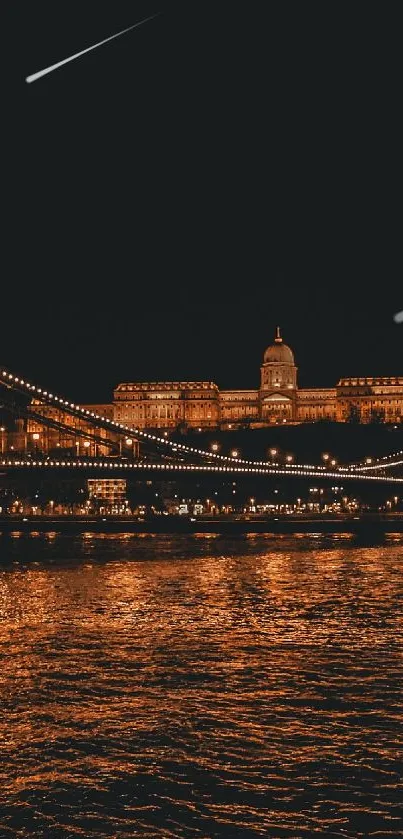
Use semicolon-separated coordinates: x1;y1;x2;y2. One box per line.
259;327;298;423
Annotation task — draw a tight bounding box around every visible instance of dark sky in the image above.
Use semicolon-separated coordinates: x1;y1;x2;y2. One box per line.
3;1;402;403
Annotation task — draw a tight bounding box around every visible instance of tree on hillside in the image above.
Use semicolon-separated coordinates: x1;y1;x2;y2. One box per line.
370;408;385;424
346;403;361;424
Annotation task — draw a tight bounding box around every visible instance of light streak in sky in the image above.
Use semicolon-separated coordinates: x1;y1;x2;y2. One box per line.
25;14;159;84
394;311;403;323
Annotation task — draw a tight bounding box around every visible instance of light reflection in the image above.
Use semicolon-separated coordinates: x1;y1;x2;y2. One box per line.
0;537;402;836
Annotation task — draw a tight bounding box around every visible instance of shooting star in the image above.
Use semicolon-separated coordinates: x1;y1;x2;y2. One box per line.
25;14;159;84
394;311;403;323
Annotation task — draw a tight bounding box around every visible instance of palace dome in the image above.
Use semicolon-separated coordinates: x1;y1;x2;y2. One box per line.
263;327;295;364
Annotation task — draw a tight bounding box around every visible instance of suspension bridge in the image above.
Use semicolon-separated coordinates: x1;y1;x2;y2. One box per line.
1;365;402;485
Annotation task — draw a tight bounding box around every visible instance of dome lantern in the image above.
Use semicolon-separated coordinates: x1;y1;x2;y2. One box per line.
263;327;295;365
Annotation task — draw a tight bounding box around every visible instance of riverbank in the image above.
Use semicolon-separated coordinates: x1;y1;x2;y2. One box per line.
1;514;403;534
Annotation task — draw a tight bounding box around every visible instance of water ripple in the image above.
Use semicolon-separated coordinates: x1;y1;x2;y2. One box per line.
0;534;402;837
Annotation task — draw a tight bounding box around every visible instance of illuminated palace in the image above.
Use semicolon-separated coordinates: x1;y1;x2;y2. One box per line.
18;327;402;453
112;327;403;429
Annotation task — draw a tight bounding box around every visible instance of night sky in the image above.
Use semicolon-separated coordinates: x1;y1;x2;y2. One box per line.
4;1;401;403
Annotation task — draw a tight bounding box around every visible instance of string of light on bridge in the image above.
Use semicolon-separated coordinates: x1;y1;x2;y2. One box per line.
350;451;403;471
0;458;402;483
1;366;402;474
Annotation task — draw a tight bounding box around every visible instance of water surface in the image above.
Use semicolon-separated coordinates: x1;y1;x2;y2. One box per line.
1;532;402;838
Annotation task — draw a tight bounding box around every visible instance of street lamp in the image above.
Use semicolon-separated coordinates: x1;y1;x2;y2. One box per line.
0;427;5;456
231;449;239;458
32;431;40;457
125;437;135;459
84;441;91;456
286;454;294;463
211;442;219;452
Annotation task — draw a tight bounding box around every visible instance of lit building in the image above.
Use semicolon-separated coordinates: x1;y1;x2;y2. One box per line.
87;478;127;509
114;381;220;429
220;327;299;426
24;402;116;456
112;327;403;429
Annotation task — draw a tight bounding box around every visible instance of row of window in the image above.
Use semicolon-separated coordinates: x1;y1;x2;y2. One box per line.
339;378;403;386
341;399;403;406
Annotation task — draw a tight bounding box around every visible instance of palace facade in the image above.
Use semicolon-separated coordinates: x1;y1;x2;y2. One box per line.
113;328;403;429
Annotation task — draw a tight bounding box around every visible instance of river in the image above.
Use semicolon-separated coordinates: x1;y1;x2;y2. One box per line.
0;531;402;838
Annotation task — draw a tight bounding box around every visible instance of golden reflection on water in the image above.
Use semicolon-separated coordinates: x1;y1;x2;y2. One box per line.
0;535;402;838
